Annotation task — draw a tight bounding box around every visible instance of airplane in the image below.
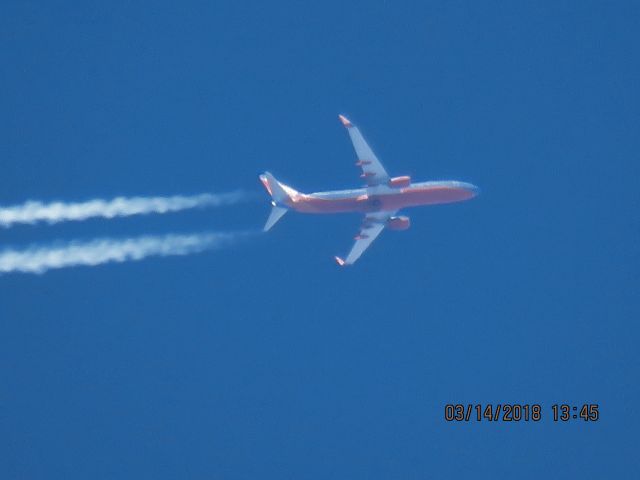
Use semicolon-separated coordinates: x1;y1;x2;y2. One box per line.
259;114;480;266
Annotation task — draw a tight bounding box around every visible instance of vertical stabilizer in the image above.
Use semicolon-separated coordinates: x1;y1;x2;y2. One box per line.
259;172;299;203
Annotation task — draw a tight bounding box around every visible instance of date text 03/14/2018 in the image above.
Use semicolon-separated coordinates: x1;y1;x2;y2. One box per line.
444;404;599;422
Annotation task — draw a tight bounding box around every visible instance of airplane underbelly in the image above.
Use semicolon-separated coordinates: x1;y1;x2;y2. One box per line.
292;197;364;213
292;187;474;213
380;187;475;210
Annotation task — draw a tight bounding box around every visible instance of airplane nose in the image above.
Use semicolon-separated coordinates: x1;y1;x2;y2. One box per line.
463;182;480;196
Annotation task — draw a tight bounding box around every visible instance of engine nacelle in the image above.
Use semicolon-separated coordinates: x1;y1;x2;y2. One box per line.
387;215;411;230
388;176;411;188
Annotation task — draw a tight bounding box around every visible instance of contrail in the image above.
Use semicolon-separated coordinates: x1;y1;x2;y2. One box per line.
0;231;250;275
0;191;250;228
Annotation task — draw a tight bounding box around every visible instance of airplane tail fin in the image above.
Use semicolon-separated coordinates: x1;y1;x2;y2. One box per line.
259;172;300;231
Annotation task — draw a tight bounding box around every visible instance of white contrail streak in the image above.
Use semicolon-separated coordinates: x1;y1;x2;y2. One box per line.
0;232;248;275
0;191;249;228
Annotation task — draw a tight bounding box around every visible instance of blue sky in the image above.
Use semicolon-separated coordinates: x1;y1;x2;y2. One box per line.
1;1;639;478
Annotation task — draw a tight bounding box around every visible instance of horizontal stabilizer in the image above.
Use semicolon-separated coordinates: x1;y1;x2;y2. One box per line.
263;205;288;232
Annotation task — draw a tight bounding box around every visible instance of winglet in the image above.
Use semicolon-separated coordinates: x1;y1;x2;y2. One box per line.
334;256;347;267
338;114;353;128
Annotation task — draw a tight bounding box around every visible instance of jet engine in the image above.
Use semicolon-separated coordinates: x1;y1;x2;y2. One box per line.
388;176;411;188
387;215;410;230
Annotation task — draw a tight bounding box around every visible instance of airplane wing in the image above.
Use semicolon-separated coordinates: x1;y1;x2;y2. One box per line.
335;210;396;266
339;115;390;186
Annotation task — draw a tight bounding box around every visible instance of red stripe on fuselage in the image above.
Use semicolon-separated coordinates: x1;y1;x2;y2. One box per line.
286;185;476;214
